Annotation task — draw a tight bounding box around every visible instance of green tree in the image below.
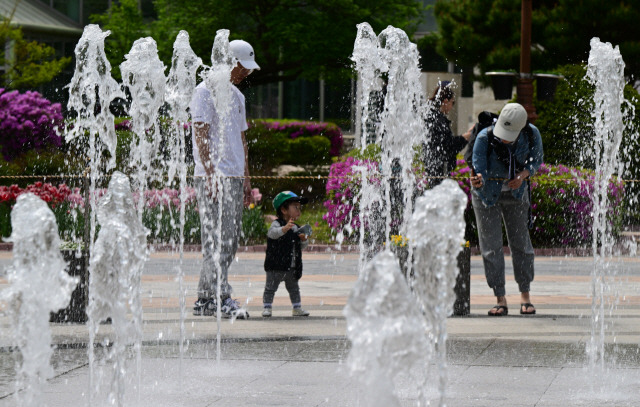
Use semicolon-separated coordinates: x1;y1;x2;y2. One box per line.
0;20;71;89
535;64;640;170
151;0;425;86
433;0;640;79
90;0;147;80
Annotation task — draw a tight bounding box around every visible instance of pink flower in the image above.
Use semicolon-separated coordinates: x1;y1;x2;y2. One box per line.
251;188;262;204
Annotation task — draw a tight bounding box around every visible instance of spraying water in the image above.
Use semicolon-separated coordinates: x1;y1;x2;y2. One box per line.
165;30;202;378
87;172;149;407
585;38;627;374
350;23;387;266
344;250;430;407
66;24;125;251
199;29;236;362
1;193;78;407
350;23;426;275
408;179;467;407
120;37;167;218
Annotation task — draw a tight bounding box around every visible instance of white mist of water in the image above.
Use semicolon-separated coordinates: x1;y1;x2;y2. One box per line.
120;37;167;219
408;179;467;407
165;30;202;380
87;172;149;407
0;194;78;407
585;38;627;374
344;251;430;407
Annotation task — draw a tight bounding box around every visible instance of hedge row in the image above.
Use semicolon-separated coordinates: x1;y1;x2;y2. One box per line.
245;119;343;174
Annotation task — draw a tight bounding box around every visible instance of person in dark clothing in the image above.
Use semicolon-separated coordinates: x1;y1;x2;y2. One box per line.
421;81;472;187
262;191;311;318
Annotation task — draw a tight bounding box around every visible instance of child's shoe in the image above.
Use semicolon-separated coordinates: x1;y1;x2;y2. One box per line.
292;307;310;317
262;308;272;317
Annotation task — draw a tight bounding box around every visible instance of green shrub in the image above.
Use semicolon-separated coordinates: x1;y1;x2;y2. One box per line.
241;205;268;245
0;149;70;187
143;201;201;244
245;119;343;174
289;136;331;166
246;128;290;174
252;176;326;209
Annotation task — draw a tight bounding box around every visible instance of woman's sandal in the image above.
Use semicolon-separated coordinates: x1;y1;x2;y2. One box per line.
520;303;536;315
487;305;508;316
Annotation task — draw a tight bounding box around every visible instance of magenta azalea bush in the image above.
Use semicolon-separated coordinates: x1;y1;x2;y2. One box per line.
323;156;420;241
0;89;64;160
326;157;626;247
529;163;624;246
323;156;374;232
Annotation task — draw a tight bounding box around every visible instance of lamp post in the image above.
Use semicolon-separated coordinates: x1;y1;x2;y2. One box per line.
516;0;537;123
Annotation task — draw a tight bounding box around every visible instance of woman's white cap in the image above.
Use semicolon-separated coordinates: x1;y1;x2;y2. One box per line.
494;103;527;142
229;40;260;70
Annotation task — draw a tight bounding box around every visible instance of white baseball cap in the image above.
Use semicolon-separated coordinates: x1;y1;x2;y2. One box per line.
494;103;528;142
229;40;260;70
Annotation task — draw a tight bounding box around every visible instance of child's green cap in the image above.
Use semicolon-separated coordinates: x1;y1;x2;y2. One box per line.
273;191;309;212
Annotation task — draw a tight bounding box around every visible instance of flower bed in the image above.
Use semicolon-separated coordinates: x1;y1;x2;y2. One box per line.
0;183;274;245
325;158;625;248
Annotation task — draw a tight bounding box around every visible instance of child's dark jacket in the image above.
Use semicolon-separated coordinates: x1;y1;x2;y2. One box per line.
264;218;303;278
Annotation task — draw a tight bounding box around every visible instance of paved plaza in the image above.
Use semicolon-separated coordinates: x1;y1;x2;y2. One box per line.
1;250;640;406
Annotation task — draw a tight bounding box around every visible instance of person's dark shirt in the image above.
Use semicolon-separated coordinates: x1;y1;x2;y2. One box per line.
421;107;468;183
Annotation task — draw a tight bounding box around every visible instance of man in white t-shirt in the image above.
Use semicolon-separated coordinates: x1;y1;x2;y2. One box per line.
190;39;259;319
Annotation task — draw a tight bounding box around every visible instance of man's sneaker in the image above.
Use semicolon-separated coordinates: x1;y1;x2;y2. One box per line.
220;297;249;319
262;308;272;318
292;308;310;317
193;298;216;316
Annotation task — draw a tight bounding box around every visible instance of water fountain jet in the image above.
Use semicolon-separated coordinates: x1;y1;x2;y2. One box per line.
1;193;78;407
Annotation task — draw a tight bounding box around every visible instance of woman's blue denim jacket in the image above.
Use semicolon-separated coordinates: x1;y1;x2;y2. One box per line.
472;124;543;207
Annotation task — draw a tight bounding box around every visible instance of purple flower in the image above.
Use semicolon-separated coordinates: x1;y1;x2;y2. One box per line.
0;88;64;160
115;119;132;131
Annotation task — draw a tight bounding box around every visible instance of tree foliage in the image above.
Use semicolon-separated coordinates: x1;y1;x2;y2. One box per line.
148;0;424;86
90;0;148;80
433;0;640;79
0;20;71;89
533;63;640;221
534;64;640;171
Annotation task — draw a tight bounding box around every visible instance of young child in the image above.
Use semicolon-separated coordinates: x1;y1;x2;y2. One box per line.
262;191;311;317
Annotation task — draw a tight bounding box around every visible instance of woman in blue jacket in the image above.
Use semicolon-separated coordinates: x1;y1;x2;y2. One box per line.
470;103;543;316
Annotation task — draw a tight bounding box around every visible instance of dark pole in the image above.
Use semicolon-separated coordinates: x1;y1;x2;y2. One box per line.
516;0;537;122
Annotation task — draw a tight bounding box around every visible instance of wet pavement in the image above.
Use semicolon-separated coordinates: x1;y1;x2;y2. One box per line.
1;250;640;406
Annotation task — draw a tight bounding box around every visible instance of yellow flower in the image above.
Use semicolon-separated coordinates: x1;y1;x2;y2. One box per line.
390;235;408;247
249;203;255;209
